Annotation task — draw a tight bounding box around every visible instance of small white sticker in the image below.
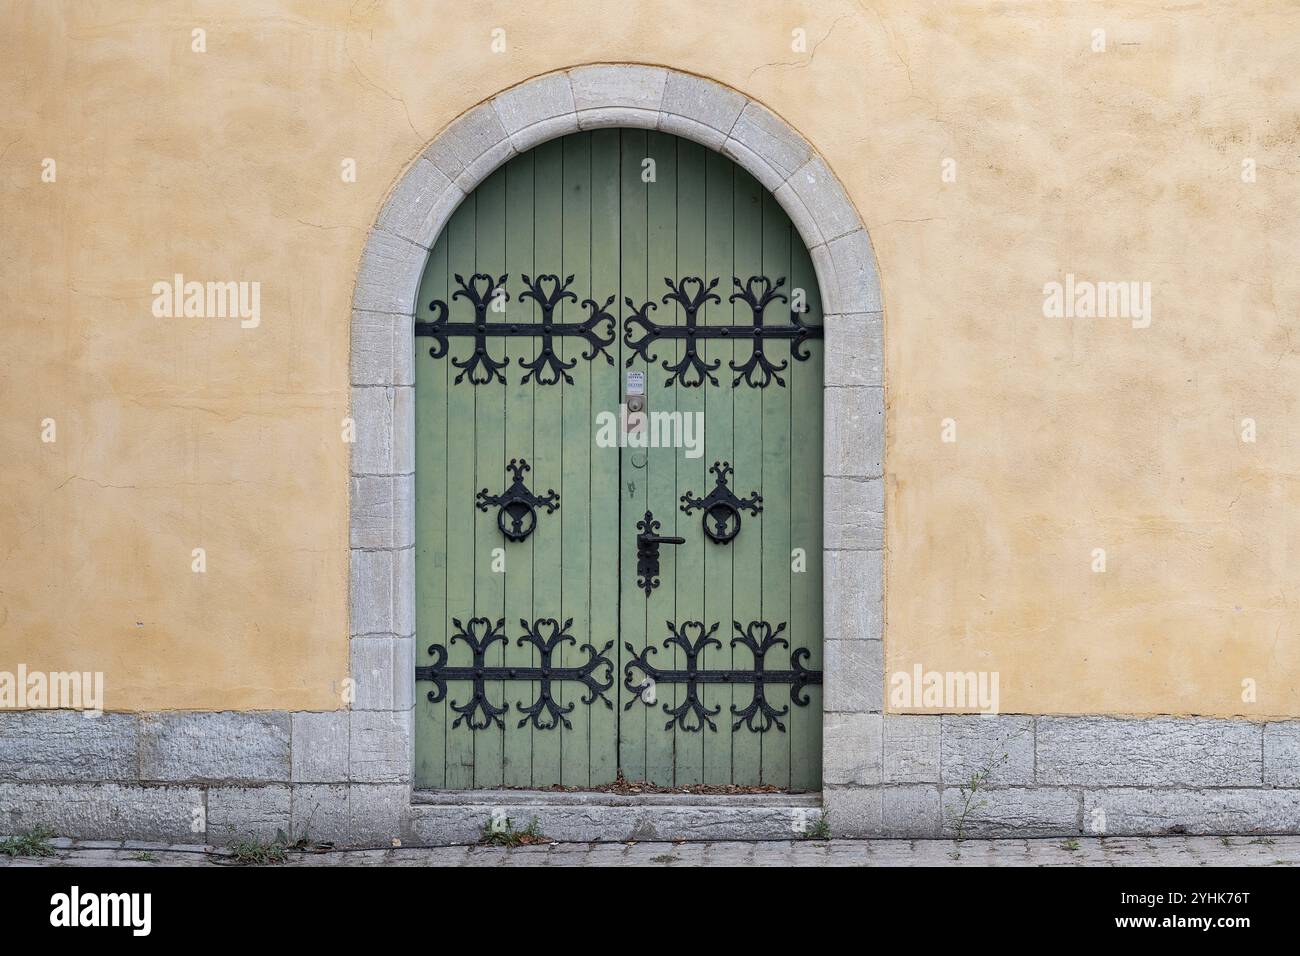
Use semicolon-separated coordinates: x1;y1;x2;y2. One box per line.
626;370;646;396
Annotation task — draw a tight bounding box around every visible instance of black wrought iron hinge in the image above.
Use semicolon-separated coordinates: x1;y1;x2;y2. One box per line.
415;273;616;385
623;275;823;388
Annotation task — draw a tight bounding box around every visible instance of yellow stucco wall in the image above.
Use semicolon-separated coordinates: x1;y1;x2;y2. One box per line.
2;1;1297;715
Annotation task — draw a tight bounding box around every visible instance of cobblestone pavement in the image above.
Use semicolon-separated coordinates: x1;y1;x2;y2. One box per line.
2;835;1299;866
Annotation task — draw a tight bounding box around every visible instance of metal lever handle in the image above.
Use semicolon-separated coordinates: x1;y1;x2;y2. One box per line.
639;533;685;546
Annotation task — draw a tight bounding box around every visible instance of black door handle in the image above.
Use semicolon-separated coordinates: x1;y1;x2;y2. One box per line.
635;510;685;595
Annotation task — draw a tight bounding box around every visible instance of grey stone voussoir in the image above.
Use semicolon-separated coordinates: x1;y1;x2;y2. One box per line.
785;156;860;245
825;229;883;314
422;101;513;185
725;101;810;183
139;712;291;783
352;228;427;315
492;72;576;137
375;158;462;250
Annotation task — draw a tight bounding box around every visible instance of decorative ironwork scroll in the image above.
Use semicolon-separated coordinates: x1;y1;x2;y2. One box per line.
679;461;762;544
623;275;823;388
416;617;614;731
623;620;821;734
415;273;617;386
475;458;558;542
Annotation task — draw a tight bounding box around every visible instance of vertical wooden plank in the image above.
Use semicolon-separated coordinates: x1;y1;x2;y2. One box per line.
502;149;536;787
644;130;680;785
699;147;734;785
788;231;824;791
442;196;479;789
589;129;622;785
730;168;765;785
414;227;449;789
472;167;507;788
617;128;651;782
529;137;565;784
759;190;793;787
560;133;593;785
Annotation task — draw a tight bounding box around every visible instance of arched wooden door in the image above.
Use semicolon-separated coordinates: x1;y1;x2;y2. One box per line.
413;128;824;790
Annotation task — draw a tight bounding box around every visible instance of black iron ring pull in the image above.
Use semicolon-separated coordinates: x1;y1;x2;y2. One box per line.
636;510;685;596
475;458;559;542
680;461;762;544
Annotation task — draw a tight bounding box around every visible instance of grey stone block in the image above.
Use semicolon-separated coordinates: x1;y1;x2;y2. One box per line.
0;784;202;843
507;113;580;153
0;711;138;782
786;156;860;244
942;787;1080;838
726;102;810;181
825;386;883;478
393;636;415;711
352;228;427;315
569;64;666;112
422;102;511;183
351;310;414;387
823;639;882;713
1264;722;1300;786
824;548;883;641
290;712;349;784
720;135;784;192
349;710;412;784
661;72;746;135
1083;788;1300;836
350;547;396;636
882;785;941;837
375;157;461;250
825;229;883;314
823;712;882;785
453;137;516;192
824;312;883;387
492;73;575;135
394;545;415;636
392;383;415;474
823;477;883;550
883;715;941;783
351;385;395;475
351;636;407;711
206;786;292;844
941;715;1035;786
577;106;660;131
347;784;410;845
290;784;350;843
821;786;881;838
657;112;728;150
139;712;290;783
1037;717;1262;787
350;474;414;551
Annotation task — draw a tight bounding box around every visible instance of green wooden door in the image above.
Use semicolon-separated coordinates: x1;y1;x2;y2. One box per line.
413;129;823;791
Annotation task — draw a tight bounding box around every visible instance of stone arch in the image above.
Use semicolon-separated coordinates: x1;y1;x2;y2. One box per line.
349;64;884;817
